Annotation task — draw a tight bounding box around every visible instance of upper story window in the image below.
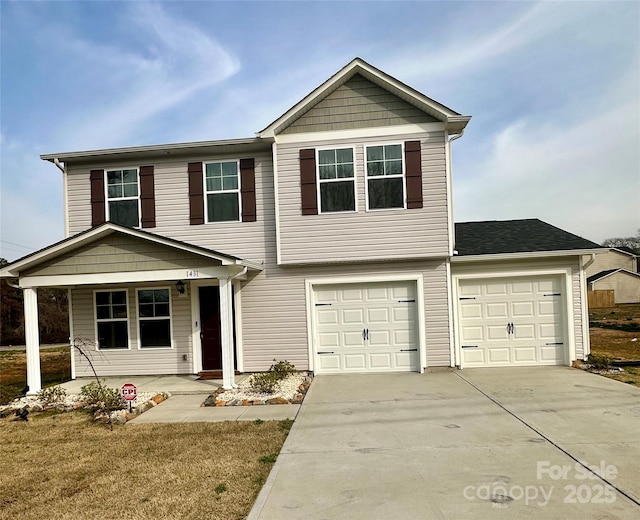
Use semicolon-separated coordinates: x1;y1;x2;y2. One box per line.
106;168;140;227
95;290;129;350
205;161;240;222
137;288;172;349
317;148;356;213
366;144;405;210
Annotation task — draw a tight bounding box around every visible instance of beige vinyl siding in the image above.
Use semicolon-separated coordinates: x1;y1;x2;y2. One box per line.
281;74;439;134
592;272;640;304
585;250;636;277
22;234;223;276
451;257;586;360
239;259;450;371
66;151;275;264
277;131;448;264
71;282;193;377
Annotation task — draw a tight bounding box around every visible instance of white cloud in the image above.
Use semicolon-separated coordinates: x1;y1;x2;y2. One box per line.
454;92;640;243
50;1;240;150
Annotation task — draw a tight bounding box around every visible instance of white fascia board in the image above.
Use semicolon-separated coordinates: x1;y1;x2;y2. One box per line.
274;123;445;145
40;137;270;162
450;249;605;263
18;266;245;288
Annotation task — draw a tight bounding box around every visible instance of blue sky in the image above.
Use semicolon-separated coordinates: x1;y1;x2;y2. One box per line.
1;0;638;261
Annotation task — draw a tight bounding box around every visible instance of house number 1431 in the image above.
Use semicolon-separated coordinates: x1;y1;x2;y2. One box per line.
186;270;199;278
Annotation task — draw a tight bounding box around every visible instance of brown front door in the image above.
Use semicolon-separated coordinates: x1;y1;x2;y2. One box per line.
199;286;222;371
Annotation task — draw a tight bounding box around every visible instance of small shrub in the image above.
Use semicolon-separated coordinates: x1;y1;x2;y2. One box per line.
36;385;67;405
253;418;264;425
279;418;294;432
588;353;612;371
259;453;278;464
80;380;126;412
214;483;227;494
248;359;296;394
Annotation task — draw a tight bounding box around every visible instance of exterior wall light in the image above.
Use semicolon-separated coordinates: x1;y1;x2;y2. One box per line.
175;280;186;295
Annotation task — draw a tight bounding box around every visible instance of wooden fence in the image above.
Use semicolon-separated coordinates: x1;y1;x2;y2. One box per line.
588;290;615;308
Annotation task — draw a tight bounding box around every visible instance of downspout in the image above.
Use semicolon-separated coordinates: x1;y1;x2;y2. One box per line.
580;254;596;359
6;279;21;290
446;129;464;368
52;158;65;173
52;158;70;238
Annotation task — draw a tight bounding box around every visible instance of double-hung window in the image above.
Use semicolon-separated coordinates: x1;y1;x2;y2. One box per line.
317;148;355;212
205;161;240;222
106;168;140;227
366;144;405;210
138;289;172;348
95;290;129;349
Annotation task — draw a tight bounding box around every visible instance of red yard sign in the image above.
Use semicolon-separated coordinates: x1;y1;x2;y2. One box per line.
121;383;137;402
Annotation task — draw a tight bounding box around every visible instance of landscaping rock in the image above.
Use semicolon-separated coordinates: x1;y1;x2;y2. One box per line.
152;394;164;404
266;397;289;405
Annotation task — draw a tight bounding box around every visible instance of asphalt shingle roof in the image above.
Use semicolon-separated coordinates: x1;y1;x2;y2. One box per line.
586;269;618;284
454;219;602;256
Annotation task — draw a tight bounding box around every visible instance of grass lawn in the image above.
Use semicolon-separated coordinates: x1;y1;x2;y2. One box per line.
0;346;71;405
0;412;292;520
588;303;640;387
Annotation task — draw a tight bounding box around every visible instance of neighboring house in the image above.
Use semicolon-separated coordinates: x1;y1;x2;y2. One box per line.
0;58;603;394
585;247;640;304
587;269;640;304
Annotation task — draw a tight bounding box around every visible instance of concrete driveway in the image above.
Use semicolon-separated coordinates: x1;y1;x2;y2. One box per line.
249;367;640;519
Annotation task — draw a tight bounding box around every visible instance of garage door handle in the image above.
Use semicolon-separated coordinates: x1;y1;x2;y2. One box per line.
462;345;478;349
545;343;564;346
506;322;514;334
400;349;417;352
317;351;335;355
362;328;369;340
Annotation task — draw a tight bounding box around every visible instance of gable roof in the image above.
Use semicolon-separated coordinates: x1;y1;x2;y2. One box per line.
0;223;263;278
258;57;471;137
612;246;639;256
454;219;603;257
587;268;640;284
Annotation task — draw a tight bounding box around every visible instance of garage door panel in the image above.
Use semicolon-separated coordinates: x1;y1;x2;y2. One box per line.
513;324;535;340
486;282;508;295
487;303;509;318
314;281;419;374
458;275;566;368
513;346;537;363
487;325;508;340
512;302;535;317
317;308;339;325
318;332;339;348
342;308;365;324
487;347;511;363
344;354;367;370
460;303;482;319
462;326;483;341
370;353;393;369
343;331;365;347
367;307;389;323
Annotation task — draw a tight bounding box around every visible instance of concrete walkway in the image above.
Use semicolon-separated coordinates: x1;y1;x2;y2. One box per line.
59;375;300;423
249;368;640;519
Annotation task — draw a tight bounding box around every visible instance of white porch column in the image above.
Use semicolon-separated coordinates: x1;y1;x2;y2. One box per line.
219;277;235;389
23;287;42;395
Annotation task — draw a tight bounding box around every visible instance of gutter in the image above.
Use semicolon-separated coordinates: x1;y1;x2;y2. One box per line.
450;248;604;263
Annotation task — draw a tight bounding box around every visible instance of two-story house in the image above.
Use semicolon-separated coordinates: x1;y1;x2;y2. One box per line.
586;247;640;304
1;59;602;394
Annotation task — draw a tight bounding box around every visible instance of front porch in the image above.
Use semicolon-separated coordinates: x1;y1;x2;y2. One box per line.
0;223;262;395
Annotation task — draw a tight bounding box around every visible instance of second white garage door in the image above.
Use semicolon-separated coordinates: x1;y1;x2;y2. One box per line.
313;281;419;374
457;275;567;368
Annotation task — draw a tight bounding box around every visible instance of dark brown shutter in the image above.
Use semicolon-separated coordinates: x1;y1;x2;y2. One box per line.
188;162;204;225
90;169;106;226
300;149;317;215
139;165;155;228
240;158;256;222
405;140;423;209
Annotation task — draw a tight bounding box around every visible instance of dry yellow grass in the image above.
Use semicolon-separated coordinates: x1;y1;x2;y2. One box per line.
0;412;291;520
589;327;640;360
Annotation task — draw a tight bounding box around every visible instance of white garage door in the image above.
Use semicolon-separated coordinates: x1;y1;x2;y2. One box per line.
457;275;566;367
313;281;419;373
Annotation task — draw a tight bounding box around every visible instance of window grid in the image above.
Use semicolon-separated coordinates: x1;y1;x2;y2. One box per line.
137;288;172;349
204;161;241;222
95;290;129;350
316;147;356;213
105;168;141;227
365;143;406;211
